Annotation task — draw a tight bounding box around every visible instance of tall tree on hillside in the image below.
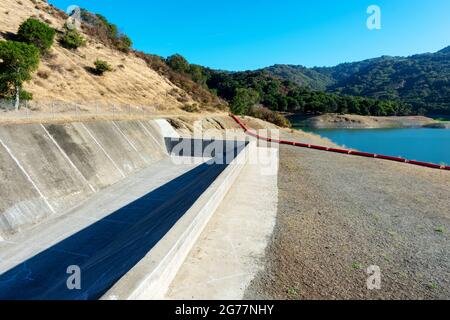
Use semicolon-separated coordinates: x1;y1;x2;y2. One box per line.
0;41;40;110
189;64;208;86
231;88;260;115
166;54;190;74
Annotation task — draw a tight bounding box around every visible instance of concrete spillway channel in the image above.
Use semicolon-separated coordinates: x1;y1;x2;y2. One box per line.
0;119;252;300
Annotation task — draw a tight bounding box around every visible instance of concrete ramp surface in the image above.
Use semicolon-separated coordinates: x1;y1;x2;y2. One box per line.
0;161;228;300
0;119;250;300
0;120;167;237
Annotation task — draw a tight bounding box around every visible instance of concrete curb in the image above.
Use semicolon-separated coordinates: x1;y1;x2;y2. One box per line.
155;119;180;138
102;140;254;300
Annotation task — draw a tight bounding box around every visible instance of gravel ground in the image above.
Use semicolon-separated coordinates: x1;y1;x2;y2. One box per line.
245;131;450;300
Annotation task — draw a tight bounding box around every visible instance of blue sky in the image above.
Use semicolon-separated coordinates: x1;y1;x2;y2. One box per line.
49;0;450;71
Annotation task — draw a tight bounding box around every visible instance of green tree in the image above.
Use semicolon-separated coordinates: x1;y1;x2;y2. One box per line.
189;64;207;86
0;41;40;110
231;88;260;115
166;54;190;73
17;18;55;53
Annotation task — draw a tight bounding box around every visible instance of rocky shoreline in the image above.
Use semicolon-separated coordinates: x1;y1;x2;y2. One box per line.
289;113;445;129
423;122;450;129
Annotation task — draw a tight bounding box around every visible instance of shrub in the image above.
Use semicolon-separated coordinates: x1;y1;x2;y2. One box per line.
166;54;190;73
60;25;85;49
181;104;200;113
115;34;132;53
17;18;55;52
93;59;112;75
95;13;118;39
248;106;291;128
80;9;132;53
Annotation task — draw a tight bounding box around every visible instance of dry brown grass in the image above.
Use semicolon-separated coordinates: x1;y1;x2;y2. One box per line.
0;0;200;113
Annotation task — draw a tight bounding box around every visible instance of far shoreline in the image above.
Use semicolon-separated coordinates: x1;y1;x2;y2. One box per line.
286;113;450;129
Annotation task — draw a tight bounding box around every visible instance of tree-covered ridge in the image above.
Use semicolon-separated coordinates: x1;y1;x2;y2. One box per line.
262;65;333;91
438;46;450;54
160;54;415;118
148;52;415;118
263;47;450;114
261;57;393;91
205;70;411;116
330;50;450;114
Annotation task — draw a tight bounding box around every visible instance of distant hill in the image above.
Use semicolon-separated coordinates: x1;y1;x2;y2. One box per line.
438;46;450;54
205;69;411;117
263;48;450;114
262;65;333;91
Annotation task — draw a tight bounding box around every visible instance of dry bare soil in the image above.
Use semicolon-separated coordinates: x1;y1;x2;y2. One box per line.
245;130;450;300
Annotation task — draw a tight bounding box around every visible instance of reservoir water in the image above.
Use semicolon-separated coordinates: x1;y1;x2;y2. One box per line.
296;126;450;166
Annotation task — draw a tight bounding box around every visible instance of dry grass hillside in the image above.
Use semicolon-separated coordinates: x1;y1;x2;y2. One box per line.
0;0;220;113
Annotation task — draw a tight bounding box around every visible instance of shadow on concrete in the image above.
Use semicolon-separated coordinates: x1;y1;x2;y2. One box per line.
0;154;236;300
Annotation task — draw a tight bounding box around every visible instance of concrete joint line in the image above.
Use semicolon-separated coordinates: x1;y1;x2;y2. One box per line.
40;124;97;193
81;123;126;178
151;143;250;298
138;121;165;151
103;141;253;300
0;137;55;214
112;122;149;165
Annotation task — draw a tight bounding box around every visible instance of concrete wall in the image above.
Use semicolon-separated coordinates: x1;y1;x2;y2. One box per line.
0;120;168;239
102;140;253;300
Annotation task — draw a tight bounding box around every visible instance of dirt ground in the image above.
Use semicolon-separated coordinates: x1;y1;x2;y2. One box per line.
245;131;450;300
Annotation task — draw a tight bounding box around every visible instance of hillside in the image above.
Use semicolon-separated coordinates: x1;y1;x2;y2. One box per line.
0;0;221;113
206;69;411;117
262;65;333;91
263;48;450;114
262;57;395;91
329;50;450;114
2;0;447;119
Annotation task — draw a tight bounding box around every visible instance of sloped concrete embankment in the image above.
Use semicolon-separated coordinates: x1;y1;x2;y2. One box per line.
0;120;168;240
102;139;251;300
0;119;252;299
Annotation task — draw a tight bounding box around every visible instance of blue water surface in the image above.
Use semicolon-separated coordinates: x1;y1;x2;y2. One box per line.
301;128;450;165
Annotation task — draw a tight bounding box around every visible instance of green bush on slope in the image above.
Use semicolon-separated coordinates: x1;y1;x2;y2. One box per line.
94;59;113;75
60;25;86;49
17;18;55;53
